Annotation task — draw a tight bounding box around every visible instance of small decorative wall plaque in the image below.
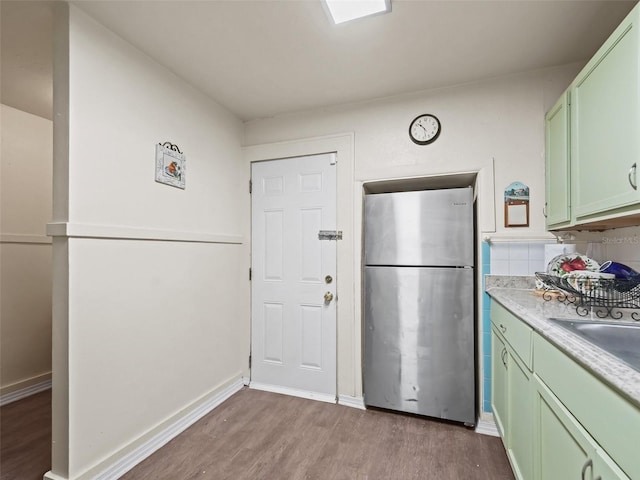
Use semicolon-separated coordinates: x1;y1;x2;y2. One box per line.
504;181;530;227
155;142;185;189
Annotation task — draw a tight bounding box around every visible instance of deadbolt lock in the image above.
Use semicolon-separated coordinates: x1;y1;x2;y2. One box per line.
325;275;333;284
324;291;334;303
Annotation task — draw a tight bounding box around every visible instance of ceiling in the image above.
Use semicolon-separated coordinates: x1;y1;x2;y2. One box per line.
1;0;637;122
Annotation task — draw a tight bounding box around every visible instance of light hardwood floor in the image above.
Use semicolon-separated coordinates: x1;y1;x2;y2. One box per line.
0;388;514;480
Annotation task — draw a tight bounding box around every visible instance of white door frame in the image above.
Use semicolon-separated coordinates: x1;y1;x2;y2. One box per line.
243;133;361;407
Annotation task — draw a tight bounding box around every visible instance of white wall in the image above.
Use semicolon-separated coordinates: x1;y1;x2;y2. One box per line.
245;64;581;237
244;63;581;406
0;104;53;398
49;5;248;479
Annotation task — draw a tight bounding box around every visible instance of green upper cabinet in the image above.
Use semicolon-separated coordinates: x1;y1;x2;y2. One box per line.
571;5;640;221
545;91;571;229
544;4;640;230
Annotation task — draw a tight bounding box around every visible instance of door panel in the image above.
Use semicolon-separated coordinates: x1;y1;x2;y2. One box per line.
251;154;337;397
300;208;322;281
263;303;284;364
300;305;323;369
264;210;284;280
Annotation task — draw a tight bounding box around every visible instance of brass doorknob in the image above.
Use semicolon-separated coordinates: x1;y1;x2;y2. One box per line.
324;291;334;302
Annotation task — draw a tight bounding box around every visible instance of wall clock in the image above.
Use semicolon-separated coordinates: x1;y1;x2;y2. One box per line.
409;114;441;145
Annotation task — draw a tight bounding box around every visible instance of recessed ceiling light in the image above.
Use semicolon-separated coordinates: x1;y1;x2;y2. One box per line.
322;0;391;25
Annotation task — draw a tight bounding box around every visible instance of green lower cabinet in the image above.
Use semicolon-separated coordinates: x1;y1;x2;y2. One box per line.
491;328;507;439
507;353;533;480
534;332;640;478
534;375;629;480
491;325;532;480
594;449;631;480
490;305;637;480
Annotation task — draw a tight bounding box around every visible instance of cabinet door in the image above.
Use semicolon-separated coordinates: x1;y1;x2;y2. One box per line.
535;375;630;480
491;328;507;440
594;450;631;480
507;351;533;480
545;91;571;228
534;375;593;480
572;7;640;219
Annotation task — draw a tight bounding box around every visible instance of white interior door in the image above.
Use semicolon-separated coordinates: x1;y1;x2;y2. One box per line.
251;153;337;401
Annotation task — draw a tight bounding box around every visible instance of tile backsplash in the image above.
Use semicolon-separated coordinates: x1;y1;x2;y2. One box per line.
487;231;640;276
600;226;640;272
489;241;552;276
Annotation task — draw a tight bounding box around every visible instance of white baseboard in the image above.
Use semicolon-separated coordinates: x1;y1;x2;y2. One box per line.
475;417;500;437
55;377;245;480
249;381;336;404
242;376;250;386
43;472;67;480
0;375;52;406
338;394;366;410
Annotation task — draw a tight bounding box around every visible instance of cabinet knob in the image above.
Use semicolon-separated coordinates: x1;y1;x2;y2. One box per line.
499;324;507;334
629;163;637;190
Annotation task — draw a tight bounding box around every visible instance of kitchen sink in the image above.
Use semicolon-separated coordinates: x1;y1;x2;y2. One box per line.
548;318;640;373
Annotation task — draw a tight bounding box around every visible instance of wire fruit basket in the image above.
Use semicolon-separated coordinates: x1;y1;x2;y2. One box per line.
535;272;640;320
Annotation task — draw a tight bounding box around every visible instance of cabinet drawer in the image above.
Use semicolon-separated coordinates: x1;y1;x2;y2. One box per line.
534;333;640;479
491;302;533;369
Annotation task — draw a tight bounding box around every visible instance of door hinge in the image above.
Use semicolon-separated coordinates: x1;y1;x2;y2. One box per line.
249;179;252;194
248;354;252;369
249;267;252;281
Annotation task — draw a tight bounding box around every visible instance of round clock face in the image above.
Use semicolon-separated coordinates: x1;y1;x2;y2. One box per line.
409;114;441;145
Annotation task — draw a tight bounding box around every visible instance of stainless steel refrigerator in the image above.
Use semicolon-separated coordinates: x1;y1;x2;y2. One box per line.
363;187;476;426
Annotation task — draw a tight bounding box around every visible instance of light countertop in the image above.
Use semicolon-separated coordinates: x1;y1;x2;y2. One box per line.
487;287;640;407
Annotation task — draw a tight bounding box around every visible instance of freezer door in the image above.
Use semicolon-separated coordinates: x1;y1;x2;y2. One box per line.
364;266;476;425
364;188;473;267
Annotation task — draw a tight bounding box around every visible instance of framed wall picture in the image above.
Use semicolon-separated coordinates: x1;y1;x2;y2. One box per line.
155;142;185;189
504;181;530;227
